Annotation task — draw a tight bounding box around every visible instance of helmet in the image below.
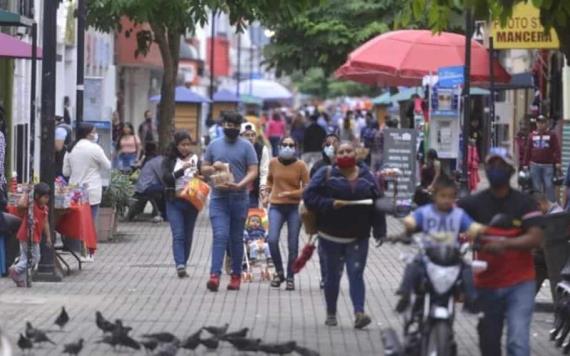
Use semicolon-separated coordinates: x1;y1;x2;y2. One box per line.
518;170;532;189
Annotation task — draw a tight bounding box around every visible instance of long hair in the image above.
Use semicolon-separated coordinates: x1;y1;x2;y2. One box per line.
166;130;193;159
116;122;135;150
69;122;94;152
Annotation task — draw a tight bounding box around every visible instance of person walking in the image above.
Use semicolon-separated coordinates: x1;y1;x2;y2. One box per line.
241;123;270;208
263;137;309;291
138;110;158;145
266;112;286;157
116;123;141;171
302;114;327;169
63;123;111;261
161;130;200;278
290;113;306;153
523;115;561;201
201;112;258;292
458;147;543;356
303;141;386;329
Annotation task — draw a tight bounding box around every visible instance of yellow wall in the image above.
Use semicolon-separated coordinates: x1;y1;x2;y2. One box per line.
175;104;200;147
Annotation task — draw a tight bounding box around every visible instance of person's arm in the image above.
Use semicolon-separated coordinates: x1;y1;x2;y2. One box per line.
96;145;112;170
483;226;543;254
200;145;216;176
552;132;562;166
285;162;310;199
43;216;52;247
302;167;334;212
62;151;71;177
523;134;533;168
427;161;441;190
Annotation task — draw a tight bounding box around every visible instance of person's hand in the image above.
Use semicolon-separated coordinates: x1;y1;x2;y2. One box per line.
219;182;240;191
182;162;195;170
482;240;507;255
261;195;269;208
333;200;349;209
277;191;292;198
45;238;53;248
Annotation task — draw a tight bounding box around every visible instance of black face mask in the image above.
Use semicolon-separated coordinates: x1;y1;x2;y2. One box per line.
224;128;240;140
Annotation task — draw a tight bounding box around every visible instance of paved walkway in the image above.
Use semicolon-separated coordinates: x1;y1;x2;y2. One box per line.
0;213;562;355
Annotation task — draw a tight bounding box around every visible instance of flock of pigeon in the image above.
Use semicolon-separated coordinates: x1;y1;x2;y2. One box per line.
10;307;320;355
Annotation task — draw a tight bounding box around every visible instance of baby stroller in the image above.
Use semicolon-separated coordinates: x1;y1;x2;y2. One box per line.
242;208;273;282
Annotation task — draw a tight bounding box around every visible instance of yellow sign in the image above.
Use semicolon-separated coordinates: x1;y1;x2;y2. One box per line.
491;2;559;49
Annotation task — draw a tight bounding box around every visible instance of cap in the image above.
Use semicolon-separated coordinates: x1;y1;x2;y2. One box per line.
485;147;514;168
240;122;256;134
536;115;547;122
55;127;68;141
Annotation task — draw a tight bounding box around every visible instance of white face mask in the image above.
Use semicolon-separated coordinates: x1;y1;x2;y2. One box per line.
323;145;335;158
90;133;99;143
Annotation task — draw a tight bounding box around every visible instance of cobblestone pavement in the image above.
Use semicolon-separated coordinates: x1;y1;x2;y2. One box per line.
0;213;562;356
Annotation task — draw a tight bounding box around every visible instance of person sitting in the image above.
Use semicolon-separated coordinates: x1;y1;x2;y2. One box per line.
244;215;270;264
128;151;165;223
396;175;483;313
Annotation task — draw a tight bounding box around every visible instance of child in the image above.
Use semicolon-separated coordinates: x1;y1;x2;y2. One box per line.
244;215;270;263
396;175;483;313
9;183;52;287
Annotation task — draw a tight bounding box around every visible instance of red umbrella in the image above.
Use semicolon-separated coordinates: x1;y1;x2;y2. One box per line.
292;235;318;274
336;30;510;86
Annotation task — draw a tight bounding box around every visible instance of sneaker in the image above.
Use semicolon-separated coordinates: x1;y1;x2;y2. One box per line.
177;267;189;278
325;314;338;327
9;266;25;288
354;313;371;329
206;274;220;292
270;272;285;288
285;278;295;291
395;295;411;313
227;274;241;291
151;216;163;224
80;254;95;263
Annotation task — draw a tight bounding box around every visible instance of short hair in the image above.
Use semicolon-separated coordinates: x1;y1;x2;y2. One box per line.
432;174;457;192
34;182;51;198
222;111;243;125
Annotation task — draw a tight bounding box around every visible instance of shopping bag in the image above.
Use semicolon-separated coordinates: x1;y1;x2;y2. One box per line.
181;178;210;211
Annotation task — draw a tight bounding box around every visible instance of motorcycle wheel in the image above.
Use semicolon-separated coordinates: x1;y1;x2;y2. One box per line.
423;321;453;356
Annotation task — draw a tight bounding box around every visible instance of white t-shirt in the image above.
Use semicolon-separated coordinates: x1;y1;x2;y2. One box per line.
174;154;199;192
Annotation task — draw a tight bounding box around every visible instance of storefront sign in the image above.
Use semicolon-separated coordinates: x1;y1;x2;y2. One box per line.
491;2;559;49
437;66;464;88
383;129;417;201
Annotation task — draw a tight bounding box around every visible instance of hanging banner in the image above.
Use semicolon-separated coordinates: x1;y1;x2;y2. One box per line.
437;66;464;88
383;129;417;202
491;2;559;49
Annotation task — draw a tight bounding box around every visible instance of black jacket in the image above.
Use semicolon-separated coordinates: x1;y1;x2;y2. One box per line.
303;123;326;153
310;153;332;178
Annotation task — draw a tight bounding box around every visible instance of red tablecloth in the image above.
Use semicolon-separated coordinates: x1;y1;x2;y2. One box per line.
7;203;97;251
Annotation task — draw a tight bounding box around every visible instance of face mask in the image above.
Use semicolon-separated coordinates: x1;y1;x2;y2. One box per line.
90;133;99;143
336;156;356;169
224;127;240;140
323;145;335;159
486;167;510;187
279;146;296;160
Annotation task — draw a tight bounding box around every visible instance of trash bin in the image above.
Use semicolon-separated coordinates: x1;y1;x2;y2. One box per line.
540;212;570;302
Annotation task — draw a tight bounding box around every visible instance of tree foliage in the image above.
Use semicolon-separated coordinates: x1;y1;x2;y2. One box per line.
86;0;318;148
291;68;379;99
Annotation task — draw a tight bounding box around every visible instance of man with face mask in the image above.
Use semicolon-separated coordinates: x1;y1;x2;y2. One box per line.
202;111;259;292
458;147;543;356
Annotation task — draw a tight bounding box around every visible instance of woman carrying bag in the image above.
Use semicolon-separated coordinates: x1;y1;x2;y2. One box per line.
303;141;386;329
162;130;202;278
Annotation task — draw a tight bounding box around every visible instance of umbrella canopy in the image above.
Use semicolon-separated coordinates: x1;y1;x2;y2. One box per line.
230;79;293;101
150;86;210;103
213;89;240;103
336;30;510;87
0;32;42;59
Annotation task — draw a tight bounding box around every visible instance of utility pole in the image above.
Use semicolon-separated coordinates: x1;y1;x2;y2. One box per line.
236;34;241;97
37;0;62;282
460;8;473;196
76;0;85;126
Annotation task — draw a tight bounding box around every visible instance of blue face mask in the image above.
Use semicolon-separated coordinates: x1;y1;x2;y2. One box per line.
486;167;511;187
279;146;296;160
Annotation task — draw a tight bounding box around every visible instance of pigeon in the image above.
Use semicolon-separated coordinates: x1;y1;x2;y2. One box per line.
24;322;39;339
117;334;141;350
180;329;202;350
32;330;56;346
294;345;321;356
96;335;119;349
140;338;159;353
202;323;229;337
63;338;84;356
95;311;115;334
17;333;33;353
142;332;179;344
225;337;261;352
112;319;133;337
153;342;179;356
199;337;220;350
55;307;70;330
220;327;249;340
259;341;298;354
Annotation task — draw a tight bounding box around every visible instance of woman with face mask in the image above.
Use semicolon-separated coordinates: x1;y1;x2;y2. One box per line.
264;137;309;291
63;123;111;261
303;141;386;329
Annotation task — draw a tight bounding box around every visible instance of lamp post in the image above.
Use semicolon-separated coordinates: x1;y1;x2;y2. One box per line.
460;8;473;196
76;0;85;125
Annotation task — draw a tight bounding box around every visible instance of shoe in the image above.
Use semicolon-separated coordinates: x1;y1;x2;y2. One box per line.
224;256;232;275
9;266;25;287
151;216;163;224
325;314;338;327
80;254;94;263
227;274;241;291
354;313;371;329
270;272;285;288
266;258;274;267
177;267;189;278
207;274;220;292
395;295;410;313
285;278;295;291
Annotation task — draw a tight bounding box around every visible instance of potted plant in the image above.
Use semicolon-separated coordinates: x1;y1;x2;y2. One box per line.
99;171;134;241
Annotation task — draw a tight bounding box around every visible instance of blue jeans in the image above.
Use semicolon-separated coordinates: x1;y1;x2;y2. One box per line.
118;152;137;170
166;199;199;268
530;162;555;201
209;194;249;275
14;242;41;275
477;280;535;356
269;137;281;157
267;204;301;278
320;237;369;314
91;204;99;224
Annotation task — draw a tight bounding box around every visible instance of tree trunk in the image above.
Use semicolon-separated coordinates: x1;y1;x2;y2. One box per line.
555;24;570;65
151;23;182;151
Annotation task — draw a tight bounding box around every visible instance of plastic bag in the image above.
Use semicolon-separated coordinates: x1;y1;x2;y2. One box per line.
181;178;210;211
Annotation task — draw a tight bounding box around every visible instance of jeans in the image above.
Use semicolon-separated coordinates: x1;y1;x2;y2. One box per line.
249;240;271;260
530;162;555;201
478;280;535;356
269;137;281;157
166;199;199;268
118;152;137;170
14;242;40;275
91;204;99;225
318;240;327;282
320;237;369;314
267;204;301;278
210;194;249;275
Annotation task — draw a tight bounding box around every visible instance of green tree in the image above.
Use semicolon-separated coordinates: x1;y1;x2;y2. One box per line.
87;0;317;149
397;0;570;61
291;68;379;98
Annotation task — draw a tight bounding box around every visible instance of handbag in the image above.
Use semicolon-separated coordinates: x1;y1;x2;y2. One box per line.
180;177;210;211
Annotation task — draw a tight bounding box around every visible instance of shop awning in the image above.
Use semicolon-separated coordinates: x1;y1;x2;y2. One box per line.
494;72;534;90
149;86;210;103
0;9;34;27
213;89;240;103
0;32;42;59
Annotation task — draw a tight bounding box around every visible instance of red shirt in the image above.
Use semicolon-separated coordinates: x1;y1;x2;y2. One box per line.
524;130;561;165
17;203;48;243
